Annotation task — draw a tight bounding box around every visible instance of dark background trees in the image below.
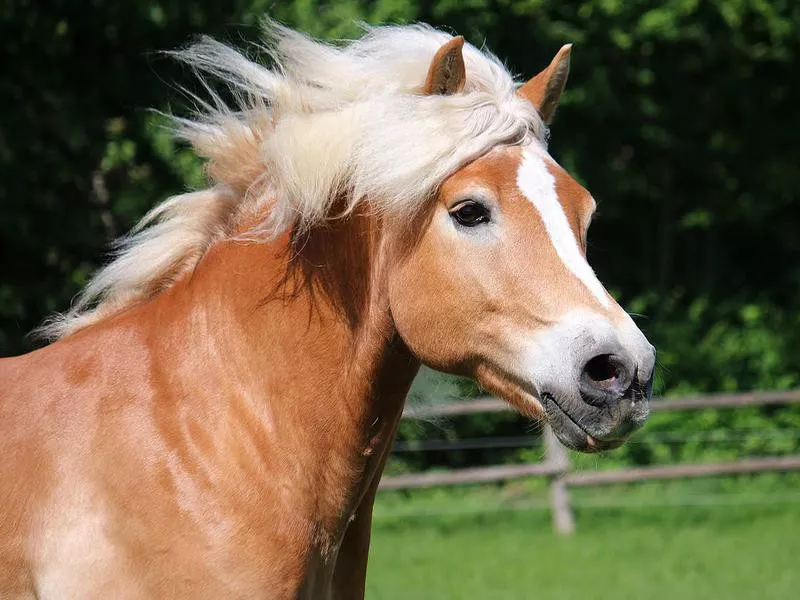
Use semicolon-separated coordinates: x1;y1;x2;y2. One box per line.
2;0;798;401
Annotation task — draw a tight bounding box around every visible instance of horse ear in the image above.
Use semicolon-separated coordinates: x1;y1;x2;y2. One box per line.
423;36;466;95
518;44;572;124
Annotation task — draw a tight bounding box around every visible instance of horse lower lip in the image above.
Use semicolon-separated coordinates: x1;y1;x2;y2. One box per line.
542;393;623;452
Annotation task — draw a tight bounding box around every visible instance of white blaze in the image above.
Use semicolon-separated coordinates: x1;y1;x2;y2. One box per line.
516;147;610;308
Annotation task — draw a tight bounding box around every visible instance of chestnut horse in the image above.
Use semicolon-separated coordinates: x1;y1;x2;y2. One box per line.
0;24;655;599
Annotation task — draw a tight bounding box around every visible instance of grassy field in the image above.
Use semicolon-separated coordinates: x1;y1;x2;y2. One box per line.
366;479;800;599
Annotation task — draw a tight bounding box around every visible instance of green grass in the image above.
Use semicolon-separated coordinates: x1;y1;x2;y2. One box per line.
366;479;800;599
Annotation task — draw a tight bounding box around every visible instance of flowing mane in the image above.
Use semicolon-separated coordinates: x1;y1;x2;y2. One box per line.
41;22;545;340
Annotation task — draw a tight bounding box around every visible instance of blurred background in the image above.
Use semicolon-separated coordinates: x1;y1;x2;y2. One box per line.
1;1;799;598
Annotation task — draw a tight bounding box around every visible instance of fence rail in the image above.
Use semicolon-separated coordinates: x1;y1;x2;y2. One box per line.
380;389;800;534
379;462;561;490
563;454;800;487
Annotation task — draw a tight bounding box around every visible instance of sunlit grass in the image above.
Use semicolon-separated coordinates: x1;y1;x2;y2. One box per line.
367;477;800;599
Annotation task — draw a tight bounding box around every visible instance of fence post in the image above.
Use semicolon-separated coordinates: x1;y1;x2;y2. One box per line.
544;424;575;535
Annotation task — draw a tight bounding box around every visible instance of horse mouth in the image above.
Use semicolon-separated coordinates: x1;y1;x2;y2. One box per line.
541;392;625;453
475;364;639;453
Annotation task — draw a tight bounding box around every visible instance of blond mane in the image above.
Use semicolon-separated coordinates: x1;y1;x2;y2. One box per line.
41;21;545;340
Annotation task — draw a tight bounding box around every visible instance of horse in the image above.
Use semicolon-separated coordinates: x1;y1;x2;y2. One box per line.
0;23;655;599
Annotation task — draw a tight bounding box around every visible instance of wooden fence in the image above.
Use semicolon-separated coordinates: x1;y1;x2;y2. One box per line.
378;390;800;534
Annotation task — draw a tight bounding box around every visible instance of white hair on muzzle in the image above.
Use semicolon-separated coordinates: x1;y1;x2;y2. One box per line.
40;21;545;340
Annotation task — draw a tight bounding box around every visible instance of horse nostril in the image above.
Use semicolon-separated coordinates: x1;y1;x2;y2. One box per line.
580;353;634;404
584;354;620;384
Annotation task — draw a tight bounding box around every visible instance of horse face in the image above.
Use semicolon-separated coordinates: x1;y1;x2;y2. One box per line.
389;143;654;451
388;43;654;452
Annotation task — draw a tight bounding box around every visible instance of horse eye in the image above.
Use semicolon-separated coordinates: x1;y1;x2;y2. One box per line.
450;201;490;227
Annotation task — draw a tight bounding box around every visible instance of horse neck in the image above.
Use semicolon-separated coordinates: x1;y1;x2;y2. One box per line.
146;210;420;541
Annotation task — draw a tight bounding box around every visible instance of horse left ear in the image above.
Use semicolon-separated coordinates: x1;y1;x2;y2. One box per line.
423;36;466;95
518;44;572;124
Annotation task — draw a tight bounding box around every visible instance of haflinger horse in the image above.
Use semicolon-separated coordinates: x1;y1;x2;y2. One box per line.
0;22;654;599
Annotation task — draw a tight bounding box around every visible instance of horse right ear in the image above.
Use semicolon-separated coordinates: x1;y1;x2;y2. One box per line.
423;36;466;95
